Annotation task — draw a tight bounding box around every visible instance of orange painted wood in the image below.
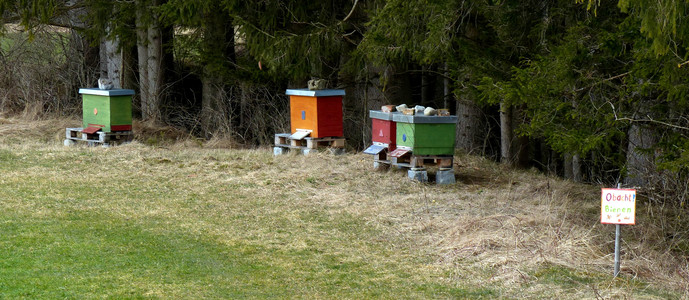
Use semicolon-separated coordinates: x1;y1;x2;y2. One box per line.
289;95;343;138
290;95;319;136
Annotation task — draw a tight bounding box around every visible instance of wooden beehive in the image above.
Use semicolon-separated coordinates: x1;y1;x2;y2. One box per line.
286;89;344;138
392;113;457;156
79;88;135;133
369;110;397;150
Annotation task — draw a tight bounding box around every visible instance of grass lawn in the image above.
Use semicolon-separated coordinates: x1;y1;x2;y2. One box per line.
0;118;686;298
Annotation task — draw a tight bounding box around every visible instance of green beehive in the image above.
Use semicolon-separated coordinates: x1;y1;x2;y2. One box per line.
393;114;457;156
79;88;135;133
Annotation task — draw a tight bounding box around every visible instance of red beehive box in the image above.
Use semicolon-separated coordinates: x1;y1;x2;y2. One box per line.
286;89;345;138
369;110;397;150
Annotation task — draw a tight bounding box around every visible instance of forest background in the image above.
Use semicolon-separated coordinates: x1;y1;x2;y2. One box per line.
1;0;688;206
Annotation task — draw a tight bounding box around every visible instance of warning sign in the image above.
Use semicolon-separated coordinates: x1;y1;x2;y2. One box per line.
601;188;636;225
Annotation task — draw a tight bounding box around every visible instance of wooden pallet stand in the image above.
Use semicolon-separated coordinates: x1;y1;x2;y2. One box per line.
386;147;455;184
273;133;345;155
64;127;133;147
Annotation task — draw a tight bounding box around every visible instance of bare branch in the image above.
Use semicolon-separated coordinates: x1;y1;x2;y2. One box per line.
575;71;630;92
342;0;359;22
609;101;689;131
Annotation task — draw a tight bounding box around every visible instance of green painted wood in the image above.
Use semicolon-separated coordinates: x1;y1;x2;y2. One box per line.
109;96;133;126
396;123;455;156
82;95;109;131
82;94;132;132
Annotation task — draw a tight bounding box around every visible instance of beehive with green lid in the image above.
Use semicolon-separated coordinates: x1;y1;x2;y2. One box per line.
392;113;457;156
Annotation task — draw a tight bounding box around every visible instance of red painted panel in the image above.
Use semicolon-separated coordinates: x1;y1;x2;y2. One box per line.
315;96;343;138
389;148;411;158
82;126;102;134
371;118;396;146
111;125;132;131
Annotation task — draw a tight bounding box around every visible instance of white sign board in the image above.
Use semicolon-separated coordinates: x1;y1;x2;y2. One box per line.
601;188;636;225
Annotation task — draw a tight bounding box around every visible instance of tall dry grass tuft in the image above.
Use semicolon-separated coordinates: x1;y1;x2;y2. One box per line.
287;152;689;298
133;119;191;146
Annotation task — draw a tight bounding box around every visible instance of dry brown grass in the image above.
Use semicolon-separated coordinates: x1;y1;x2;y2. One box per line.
1;116;688;298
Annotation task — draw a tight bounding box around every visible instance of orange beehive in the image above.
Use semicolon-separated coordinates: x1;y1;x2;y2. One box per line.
286;89;345;138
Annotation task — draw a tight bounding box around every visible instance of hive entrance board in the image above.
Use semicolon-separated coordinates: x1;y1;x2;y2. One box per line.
389;148;411;158
81;126;103;134
289;129;312;140
363;144;386;155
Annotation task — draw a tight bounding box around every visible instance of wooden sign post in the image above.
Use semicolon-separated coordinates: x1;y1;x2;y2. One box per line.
601;183;636;277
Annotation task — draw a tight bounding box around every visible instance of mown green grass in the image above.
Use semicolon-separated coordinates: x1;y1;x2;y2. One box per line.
0;144;494;298
0;131;684;298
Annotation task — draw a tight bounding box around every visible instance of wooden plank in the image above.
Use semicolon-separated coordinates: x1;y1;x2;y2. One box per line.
437;158;453;168
394;162;411;168
306;139;317;149
331;138;345;148
410;156;425;168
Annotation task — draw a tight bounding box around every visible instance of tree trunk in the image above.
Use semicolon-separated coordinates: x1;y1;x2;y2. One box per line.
134;0;166;122
443;62;450;110
200;6;236;137
146;18;164;122
625;123;657;186
564;152;582;182
135;4;149;119
516;135;530;168
564;153;573;179
421;65;430;105
66;0;98;89
100;35;122;88
572;153;582;182
500;101;513;165
455;98;483;154
514;106;529;168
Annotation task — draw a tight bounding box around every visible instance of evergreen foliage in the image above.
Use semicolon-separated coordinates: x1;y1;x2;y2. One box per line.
2;0;689;203
233;0;362;82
